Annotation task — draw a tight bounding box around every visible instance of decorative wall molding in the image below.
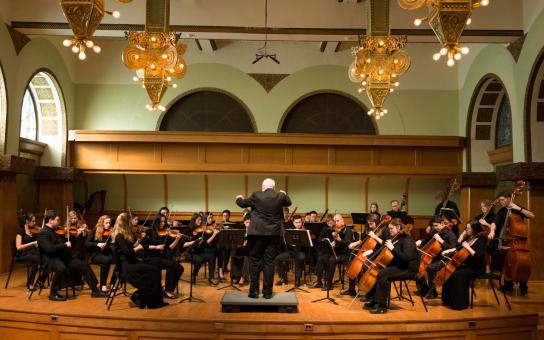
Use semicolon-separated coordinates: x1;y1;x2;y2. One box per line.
496;162;544;181
19;138;47;156
459;172;498;187
6;24;30;55
35;166;83;182
0;154;35;175
248;74;289;92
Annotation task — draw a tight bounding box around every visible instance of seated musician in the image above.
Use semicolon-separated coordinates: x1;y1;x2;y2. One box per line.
275;214;307;287
386;200;414;225
37;210;107;301
347;213;390;298
441;219;486;310
231;214;251;285
433;191;461;237
415;215;457;298
85;215;115;292
185;213;220;285
67;210;89;260
489;191;534;295
363;218;417;313
308;214;335;289
15;212;45;291
458;200;495;244
111;213;167;309
141;214;184;299
369;202;381;220
308;211;318;223
325;214;354;292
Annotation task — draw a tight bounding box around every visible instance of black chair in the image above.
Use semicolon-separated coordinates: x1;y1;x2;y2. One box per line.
470;272;511;310
106;245;129;310
4;240;34;289
388;277;428;312
28;249;76;301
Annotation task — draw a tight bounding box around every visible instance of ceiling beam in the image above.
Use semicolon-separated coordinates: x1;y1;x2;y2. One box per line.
319;41;327;52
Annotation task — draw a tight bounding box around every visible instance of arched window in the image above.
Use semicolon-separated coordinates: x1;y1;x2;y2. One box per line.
525;48;544;162
280;92;376;134
20;71;66;166
159;90;255;132
0;63;6;151
466;75;512;171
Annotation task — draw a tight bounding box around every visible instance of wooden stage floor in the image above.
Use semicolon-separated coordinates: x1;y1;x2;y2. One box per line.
0;267;540;340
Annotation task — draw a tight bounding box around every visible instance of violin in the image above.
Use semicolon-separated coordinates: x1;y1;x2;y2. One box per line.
102;228;112;238
55;225;79;237
28;224;41;236
194;225;220;235
158;228;181;238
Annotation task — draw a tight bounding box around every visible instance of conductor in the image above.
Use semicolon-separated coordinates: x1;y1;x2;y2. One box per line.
236;178;291;299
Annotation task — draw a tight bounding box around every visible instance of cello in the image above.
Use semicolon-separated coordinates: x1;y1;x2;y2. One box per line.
499;180;531;283
346;214;391;280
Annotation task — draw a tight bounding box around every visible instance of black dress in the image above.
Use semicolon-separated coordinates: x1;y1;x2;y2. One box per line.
85;227;115;287
441;237;486;310
15;227;40;287
114;234;164;308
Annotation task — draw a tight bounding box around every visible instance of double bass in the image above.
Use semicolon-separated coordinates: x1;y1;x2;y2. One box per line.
499;180;531;283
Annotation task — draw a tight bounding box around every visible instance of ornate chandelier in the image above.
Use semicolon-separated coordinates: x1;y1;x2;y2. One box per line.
398;0;490;67
348;1;410;119
60;0;131;60
122;0;187;111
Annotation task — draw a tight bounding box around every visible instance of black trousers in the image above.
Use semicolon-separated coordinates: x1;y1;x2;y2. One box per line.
90;253;116;286
191;249;216;279
326;254;350;286
16;252;41;287
373;266;415;306
247;235;281;296
275;250;306;282
48;257;98;294
313;251;330;282
417;260;444;294
146;257;184;293
217;247;231;272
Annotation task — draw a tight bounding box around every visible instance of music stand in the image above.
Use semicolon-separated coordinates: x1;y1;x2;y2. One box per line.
179;237;205;304
216;229;247;291
283;229;313;293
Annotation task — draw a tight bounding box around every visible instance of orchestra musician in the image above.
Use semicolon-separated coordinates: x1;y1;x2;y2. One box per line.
415;216;457;298
275;214;307;287
490;191;535;295
386;200;414;225
15;212;45;291
433;191;461;237
85;215;116;292
185;213;220;285
142;214;184;298
37;210;107;301
67;210;89;260
308;211;318;223
308;214;336;290
235;178;291;299
325;214;354;294
111;213;167;309
440;219;487;310
363;218;417;314
369;202;381;220
217;209;232;280
457;200;495;244
230;214;251;285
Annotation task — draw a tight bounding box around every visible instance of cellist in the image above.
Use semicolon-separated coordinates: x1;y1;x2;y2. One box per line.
490;191;534;295
440;219;486;310
415;215;456;298
362;218;417;314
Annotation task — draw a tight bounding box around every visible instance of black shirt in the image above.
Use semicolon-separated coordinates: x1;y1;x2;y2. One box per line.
16;226;37;256
493;206;525;239
236;188;292;236
389;233;418;273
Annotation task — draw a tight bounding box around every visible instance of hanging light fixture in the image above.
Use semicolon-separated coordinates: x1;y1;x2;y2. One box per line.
398;0;490;67
349;0;410;119
60;0;132;60
122;0;187;111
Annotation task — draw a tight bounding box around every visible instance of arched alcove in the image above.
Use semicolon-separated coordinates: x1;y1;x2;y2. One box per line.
525;47;544;162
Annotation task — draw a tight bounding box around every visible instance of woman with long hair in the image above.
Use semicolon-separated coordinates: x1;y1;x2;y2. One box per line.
112;213;167;309
85;215;115;292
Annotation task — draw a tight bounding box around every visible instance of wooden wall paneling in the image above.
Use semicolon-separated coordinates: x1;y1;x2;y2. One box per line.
459;186;495;226
334;146;373;166
244;175;248;197
204;175;209;212
122;174;127;211
364;177;369;211
527;181;544;281
404;177;411;212
285;176;289;194
324;176;329;209
162;143;200;164
163;175;168;207
0;174;17;272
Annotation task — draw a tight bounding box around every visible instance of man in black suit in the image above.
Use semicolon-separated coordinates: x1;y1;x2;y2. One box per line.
236;178;291;299
37;210;107;301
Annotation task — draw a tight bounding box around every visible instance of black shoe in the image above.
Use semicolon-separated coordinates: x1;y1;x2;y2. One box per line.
369;305;388;314
209;278;219;285
130;291;145;308
308;281;323;289
340;289;356;297
360;295;372;302
48;292;67;301
520;288;528;296
248;292;259;299
91;290;109;298
500;284;514;293
263;293;273;299
363;301;377;309
276;278;288;286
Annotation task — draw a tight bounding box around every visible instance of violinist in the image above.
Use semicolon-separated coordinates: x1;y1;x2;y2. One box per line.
15;212;44;290
308;214;336;289
369;202;381;220
217;209;232;281
67;210;89;260
85;215;115;292
491;191;534;295
283;207;294;229
185;213;220;285
363;218;417;314
440;219;486;310
308;211;318;223
325;214;354;293
275;215;307;287
230;214;251;285
433;191;461;237
142;214;184;299
37;210;106;301
111;213;167;309
415;216;457;298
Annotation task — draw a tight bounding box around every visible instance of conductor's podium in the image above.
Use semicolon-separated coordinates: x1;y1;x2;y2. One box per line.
220;291;298;313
